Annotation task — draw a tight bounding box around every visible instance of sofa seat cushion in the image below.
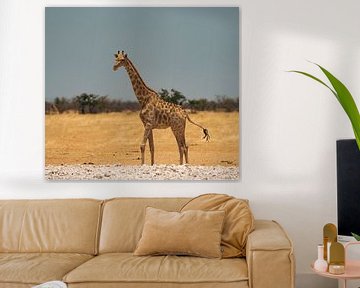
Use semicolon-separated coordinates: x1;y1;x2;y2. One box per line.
0;253;93;285
64;253;248;285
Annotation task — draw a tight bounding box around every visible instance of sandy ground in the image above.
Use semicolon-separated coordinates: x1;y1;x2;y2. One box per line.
45;111;239;167
45;164;240;181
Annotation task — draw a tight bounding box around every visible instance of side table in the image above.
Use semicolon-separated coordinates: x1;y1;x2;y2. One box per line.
311;242;360;288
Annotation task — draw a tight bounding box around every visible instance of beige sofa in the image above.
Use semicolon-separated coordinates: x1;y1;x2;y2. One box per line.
0;198;295;288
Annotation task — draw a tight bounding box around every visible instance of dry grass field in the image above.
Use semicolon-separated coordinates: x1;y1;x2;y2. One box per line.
45;111;239;167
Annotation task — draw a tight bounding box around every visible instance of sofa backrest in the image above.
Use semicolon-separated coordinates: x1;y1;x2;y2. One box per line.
0;199;102;254
99;197;190;253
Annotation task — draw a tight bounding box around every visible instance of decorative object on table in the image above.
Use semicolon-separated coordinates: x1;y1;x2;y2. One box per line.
328;264;345;275
289;63;360;150
329;242;345;275
318;223;345;275
323;223;337;262
32;281;67;288
312;236;360;288
314;244;328;272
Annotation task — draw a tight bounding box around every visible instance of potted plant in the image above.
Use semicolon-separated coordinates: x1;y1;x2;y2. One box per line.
290;63;360;240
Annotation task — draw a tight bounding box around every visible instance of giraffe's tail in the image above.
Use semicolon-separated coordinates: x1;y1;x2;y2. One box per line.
186;114;210;142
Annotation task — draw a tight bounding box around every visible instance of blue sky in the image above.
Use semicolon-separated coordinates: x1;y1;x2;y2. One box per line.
45;7;239;101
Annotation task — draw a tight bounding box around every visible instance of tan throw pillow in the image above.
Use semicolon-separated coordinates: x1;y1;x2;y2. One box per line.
181;193;254;258
134;207;225;258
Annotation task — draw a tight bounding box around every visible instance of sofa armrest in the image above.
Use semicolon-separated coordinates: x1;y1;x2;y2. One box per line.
246;220;295;288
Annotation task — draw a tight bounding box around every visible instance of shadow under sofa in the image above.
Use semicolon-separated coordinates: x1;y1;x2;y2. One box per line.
0;197;295;288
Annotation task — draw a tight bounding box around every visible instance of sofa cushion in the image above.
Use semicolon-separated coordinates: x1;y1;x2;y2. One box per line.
181;194;254;258
134;207;225;258
63;253;248;285
67;282;249;288
99;198;190;253
0;253;93;285
0;199;102;254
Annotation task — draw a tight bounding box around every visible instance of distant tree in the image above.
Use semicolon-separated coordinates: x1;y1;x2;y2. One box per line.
75;93;100;114
170;89;187;105
186;96;239;112
158;89;170;101
45;101;52;114
109;99;124;112
159;88;187;106
88;94;98;113
121;100;140;111
75;93;87;114
53;97;71;113
45;101;59;114
45;92;239;114
215;95;239;112
95;96;108;113
187;98;209;111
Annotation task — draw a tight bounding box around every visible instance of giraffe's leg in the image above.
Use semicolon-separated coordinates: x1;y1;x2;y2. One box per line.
184;136;189;164
172;130;186;165
140;127;151;165
177;138;184;165
148;130;155;165
179;135;188;164
179;126;189;164
180;123;189;164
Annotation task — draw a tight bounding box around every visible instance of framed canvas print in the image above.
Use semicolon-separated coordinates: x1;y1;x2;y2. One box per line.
45;7;240;180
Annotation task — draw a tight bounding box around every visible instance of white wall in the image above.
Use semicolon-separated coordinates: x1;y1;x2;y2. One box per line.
1;0;359;287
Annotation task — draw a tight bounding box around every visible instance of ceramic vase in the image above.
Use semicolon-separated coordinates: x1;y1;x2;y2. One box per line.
314;244;328;272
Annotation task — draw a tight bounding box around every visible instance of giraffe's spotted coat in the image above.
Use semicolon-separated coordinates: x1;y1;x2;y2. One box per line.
113;50;209;165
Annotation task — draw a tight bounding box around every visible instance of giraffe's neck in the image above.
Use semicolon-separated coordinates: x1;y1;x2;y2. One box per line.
124;58;156;106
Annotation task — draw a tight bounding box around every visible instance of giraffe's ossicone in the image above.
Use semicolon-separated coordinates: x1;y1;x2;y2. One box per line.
113;50;210;165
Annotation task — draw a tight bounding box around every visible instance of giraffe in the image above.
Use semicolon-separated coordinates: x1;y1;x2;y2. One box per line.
113;50;210;165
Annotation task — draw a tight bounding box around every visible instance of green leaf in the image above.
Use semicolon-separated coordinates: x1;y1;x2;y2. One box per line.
353;127;360;150
288;70;338;99
289;64;360;151
351;232;360;241
316;64;360;151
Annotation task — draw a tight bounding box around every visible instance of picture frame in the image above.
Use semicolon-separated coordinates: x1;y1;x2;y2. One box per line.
45;6;240;180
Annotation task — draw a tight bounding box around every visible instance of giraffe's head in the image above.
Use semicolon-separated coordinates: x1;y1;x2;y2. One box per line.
113;50;127;71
